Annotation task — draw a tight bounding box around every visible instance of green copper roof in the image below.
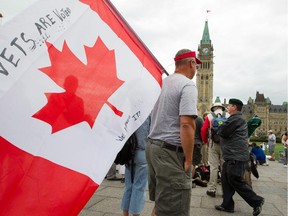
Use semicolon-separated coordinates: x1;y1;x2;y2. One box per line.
201;21;211;45
215;96;221;103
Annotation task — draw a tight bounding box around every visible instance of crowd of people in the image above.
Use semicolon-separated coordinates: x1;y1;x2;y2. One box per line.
105;49;286;216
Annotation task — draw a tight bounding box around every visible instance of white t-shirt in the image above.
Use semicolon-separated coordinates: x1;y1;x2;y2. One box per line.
268;134;276;145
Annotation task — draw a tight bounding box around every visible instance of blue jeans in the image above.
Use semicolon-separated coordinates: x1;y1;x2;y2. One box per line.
121;149;148;214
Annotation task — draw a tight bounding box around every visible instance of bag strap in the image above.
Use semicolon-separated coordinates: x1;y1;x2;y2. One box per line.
212;111;226;118
129;133;137;183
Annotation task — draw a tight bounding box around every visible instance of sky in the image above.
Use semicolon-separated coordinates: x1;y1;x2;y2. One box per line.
0;0;287;105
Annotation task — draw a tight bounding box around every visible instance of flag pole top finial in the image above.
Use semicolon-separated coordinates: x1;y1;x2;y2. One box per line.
206;10;211;21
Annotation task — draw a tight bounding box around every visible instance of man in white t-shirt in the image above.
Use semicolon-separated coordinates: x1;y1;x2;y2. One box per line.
281;131;287;167
267;130;276;161
201;102;229;197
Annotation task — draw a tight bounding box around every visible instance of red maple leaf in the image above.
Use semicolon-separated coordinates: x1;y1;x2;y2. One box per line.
33;37;124;133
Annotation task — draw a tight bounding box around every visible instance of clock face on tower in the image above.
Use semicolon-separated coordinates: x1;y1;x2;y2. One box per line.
202;47;209;55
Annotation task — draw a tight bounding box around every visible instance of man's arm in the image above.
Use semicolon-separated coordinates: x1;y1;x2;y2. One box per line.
219;116;244;138
281;134;287;144
180;115;196;172
273;134;277;144
282;134;287;146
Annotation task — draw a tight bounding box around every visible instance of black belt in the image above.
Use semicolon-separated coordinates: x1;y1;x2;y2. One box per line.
149;139;183;153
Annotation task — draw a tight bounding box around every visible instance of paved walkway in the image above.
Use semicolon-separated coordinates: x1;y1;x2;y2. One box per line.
80;161;287;216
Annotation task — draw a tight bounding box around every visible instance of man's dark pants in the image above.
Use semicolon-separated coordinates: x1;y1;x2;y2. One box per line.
221;160;263;210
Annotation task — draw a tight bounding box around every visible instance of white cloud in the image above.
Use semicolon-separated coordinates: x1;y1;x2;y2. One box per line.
110;0;287;104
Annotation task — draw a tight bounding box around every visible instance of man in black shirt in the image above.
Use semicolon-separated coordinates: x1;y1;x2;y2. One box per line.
215;98;264;216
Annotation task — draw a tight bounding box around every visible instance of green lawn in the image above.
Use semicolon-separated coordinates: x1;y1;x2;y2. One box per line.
256;142;285;160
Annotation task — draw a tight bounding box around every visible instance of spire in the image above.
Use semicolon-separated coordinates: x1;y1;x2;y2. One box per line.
248;97;253;104
201;20;211;45
266;97;271;105
214;96;221;103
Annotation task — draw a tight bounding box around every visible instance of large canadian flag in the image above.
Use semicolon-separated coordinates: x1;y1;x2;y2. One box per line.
0;0;163;215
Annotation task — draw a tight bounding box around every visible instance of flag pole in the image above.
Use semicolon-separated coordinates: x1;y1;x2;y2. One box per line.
206;10;211;21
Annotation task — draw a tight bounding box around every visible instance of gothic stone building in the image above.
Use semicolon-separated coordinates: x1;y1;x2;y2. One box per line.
196;21;287;137
242;92;287;137
213;93;287;138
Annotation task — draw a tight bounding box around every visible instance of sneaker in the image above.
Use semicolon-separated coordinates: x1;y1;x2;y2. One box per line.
192;182;196;188
253;199;265;216
206;190;216;197
284;165;287;168
215;205;234;213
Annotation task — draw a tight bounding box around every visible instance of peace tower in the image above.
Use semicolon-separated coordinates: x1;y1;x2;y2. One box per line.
196;20;214;116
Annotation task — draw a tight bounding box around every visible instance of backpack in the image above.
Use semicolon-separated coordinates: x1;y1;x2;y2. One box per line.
249;152;259;179
114;133;137;165
210;112;227;143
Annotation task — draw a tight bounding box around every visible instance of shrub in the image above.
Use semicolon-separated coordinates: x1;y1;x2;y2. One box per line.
250;136;267;142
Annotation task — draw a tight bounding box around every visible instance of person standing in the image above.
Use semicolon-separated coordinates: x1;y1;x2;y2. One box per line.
193;116;204;168
118;164;125;183
215;98;264;216
106;163;122;181
192;116;204;187
201;102;229;197
267;130;276;161
146;49;200;216
201;112;209;167
121;117;150;216
281;131;288;168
